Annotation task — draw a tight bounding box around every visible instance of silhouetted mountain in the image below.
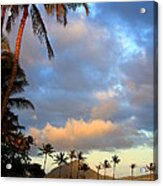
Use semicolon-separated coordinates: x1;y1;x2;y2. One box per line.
45;160;112;179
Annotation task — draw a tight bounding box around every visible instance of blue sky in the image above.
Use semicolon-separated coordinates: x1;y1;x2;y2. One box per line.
8;1;157;176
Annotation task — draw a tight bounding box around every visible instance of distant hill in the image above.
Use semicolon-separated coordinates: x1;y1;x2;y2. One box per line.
45;161;158;181
45;160;112;180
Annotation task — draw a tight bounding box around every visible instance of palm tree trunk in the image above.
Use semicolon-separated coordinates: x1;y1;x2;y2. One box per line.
83;171;86;179
77;160;80;178
97;170;99;179
59;166;62;178
1;6;6;35
113;164;116;180
70;159;73;178
1;5;28;120
150;171;152;181
104;168;106;180
131;169;134;180
43;153;47;171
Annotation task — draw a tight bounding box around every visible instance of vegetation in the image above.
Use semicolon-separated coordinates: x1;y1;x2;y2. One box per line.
80;163;90;179
1;4;89;122
52;152;69;178
130;163;136;179
38;143;55;171
68;150;77;178
76;151;86;178
1;3;157;180
146;163;156;181
96;164;102;179
111;155;121;180
102;160;111;179
1;36;43;177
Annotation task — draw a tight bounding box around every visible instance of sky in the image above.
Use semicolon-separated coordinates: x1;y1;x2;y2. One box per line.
8;1;157;177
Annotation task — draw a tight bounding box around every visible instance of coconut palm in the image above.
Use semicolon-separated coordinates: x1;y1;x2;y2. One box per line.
80;163;90;179
1;3;89;121
68;150;76;178
96;164;102;179
102;160;111;180
1;36;34;143
130;163;136;180
111;155;121;180
76;151;86;178
38;143;55;172
146;163;156;181
53;152;69;178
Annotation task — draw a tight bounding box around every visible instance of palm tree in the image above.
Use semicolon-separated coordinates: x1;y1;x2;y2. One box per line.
1;37;36;176
111;155;121;180
38;143;55;172
80;163;90;179
146;163;156;181
96;164;102;179
76;151;86;178
68;150;76;178
1;4;89;120
1;36;35;143
102;160;111;180
130;163;136;180
53;152;69;178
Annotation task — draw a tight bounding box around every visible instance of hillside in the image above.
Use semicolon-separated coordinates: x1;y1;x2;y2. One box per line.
45;161;112;180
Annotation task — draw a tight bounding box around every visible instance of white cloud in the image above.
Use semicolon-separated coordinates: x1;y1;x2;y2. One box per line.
30;118;153;151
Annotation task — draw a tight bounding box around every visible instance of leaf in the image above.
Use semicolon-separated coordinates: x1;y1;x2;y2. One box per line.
8;98;35;110
30;4;54;59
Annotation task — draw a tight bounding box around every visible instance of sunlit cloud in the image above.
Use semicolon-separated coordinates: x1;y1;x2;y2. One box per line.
30;118;153;151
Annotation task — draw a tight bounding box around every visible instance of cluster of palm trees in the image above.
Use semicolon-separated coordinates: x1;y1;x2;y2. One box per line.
95;155;120;180
37;144;156;180
38;144;88;178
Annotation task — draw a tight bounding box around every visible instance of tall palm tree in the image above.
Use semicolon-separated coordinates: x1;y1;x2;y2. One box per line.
80;163;90;179
130;163;136;180
111;155;121;180
53;152;69;178
1;36;35;143
38;143;55;172
146;163;156;181
68;150;76;178
102;160;111;180
96;164;102;179
76;151;86;178
1;4;89;120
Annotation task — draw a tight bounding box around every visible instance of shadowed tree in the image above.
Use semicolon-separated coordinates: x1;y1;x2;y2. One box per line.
80;163;90;179
102;160;111;180
146;163;156;181
1;3;89;121
53;152;69;178
96;164;102;179
1;36;36;177
130;163;136;180
38;143;55;172
76;151;86;178
111;155;121;180
68;150;76;178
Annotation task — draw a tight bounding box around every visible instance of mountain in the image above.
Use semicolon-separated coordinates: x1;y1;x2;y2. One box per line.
45;161;112;180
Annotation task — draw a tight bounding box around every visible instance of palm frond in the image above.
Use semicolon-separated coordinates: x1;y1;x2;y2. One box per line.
44;4;55;15
6;5;20;33
30;4;54;59
8;97;35;110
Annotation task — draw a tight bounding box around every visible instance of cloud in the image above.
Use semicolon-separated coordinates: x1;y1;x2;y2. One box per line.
29;118;153;151
91;99;118;120
8;2;155;134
